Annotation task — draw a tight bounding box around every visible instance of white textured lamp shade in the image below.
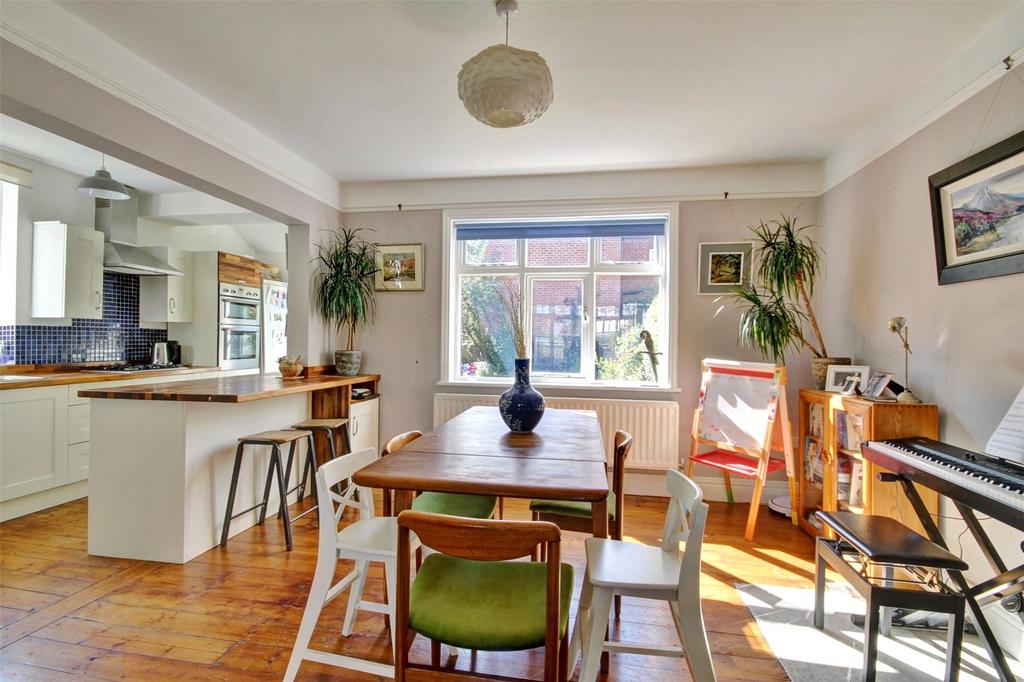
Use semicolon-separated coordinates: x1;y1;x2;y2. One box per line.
458;44;553;128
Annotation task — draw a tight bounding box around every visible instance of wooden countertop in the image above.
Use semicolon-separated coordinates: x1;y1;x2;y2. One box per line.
0;365;221;390
78;373;380;403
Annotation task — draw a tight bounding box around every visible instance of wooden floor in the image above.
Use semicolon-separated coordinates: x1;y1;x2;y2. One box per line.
0;493;815;681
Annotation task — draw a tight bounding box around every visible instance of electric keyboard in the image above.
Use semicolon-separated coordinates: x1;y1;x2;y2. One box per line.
863;437;1024;529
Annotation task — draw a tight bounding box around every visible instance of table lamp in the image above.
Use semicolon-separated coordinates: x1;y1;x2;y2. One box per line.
887;316;921;404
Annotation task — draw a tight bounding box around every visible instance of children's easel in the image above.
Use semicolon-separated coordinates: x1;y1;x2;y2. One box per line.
685;358;797;542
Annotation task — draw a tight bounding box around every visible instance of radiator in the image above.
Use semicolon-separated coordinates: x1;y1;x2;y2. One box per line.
433;393;680;470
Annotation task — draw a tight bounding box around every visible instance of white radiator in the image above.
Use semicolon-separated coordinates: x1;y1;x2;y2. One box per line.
433;393;680;470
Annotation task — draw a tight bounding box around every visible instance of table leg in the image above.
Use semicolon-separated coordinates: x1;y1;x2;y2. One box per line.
393;489;415;515
592;497;610;672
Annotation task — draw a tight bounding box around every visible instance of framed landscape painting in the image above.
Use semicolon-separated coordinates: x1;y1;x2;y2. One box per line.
698;241;754;295
375;243;424;291
929;130;1024;284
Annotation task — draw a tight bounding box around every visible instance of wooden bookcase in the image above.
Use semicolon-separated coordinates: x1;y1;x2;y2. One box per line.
797;389;940;538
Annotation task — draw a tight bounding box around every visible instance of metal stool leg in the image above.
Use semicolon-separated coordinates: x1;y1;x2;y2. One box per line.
271;445;294;551
863;589;881;682
257;445;276;525
280;440;297;518
944;598;965;682
813;539;827;629
300;434;317;504
219;443;246;547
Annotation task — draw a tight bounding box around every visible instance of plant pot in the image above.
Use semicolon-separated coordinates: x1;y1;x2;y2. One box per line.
810;356;851;389
499;359;545;432
335;350;363;376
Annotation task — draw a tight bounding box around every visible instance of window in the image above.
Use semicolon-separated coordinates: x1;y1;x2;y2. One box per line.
445;208;676;388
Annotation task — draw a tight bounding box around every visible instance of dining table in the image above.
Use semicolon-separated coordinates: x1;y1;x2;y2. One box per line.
353;405;611;539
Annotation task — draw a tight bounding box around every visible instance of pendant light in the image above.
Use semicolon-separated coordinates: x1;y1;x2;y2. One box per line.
77;154;130;200
457;0;553;128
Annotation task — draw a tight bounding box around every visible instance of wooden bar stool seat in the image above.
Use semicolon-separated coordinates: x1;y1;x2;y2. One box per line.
219;429;314;551
292;417;352;509
814;511;968;682
293;417;349;430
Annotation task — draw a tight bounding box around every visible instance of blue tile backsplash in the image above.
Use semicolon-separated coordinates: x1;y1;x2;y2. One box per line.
7;273;167;365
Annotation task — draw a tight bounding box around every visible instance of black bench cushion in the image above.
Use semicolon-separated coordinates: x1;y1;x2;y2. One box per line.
816;511;968;571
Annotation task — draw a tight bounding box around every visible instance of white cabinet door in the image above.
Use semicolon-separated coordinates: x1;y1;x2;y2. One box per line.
0;386;69;501
348;398;379;455
31;222;104;320
140;248;194;323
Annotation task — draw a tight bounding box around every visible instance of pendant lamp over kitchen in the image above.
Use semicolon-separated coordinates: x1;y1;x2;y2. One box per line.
457;0;553;128
77;154;130;200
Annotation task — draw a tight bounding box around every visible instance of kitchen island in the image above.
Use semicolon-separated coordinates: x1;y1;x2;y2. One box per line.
79;373;379;563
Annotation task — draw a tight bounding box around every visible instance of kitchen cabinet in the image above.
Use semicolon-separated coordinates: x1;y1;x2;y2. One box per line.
31;222;104;319
140;247;194;322
0;386;69;501
348;396;379;455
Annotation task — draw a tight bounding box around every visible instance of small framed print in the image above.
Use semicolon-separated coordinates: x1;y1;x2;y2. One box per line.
862;370;895;398
698;241;754;295
375;243;424;291
840;375;861;396
825;365;870;393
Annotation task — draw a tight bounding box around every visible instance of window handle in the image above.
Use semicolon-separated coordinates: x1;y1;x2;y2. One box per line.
582;305;589;323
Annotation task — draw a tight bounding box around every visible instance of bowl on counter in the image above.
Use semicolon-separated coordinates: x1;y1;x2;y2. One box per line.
278;356;304;379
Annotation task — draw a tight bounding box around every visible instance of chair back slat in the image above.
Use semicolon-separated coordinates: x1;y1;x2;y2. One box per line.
383;430;423;456
611;431;633;523
315;447;378;555
659;469;709;601
398;510;559;561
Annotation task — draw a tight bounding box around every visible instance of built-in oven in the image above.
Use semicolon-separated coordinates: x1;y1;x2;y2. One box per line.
219;324;260;370
219;283;261;325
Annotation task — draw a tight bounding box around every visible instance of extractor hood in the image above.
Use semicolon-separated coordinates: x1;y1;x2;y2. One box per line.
95;194;182;276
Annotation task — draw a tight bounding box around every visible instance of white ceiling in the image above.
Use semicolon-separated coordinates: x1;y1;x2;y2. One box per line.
57;1;1017;183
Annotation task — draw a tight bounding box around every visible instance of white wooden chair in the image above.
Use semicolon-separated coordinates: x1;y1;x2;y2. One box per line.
570;469;716;682
283;446;420;681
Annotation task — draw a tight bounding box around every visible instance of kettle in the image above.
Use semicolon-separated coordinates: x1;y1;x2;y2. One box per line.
152;342;170;365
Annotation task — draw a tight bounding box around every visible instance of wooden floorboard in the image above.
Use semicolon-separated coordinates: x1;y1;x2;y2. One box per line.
0;493;813;680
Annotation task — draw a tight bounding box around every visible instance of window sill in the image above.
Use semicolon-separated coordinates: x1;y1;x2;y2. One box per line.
436;380;681;394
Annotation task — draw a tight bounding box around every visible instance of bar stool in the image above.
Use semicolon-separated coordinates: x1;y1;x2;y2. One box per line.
220;429;313;551
292;417;352;501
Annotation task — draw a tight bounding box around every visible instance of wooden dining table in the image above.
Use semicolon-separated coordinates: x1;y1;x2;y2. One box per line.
353;406;611;538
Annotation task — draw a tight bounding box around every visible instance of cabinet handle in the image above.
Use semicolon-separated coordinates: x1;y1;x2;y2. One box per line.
352;418;359;436
169;297;176;314
93;291;101;310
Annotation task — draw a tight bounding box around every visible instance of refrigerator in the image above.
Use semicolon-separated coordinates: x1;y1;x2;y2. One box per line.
262;280;288;374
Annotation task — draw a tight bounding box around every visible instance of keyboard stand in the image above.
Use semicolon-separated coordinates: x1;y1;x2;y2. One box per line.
884;473;1023;682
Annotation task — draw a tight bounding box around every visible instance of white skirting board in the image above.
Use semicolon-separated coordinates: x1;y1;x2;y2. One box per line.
0;480;87;522
626;469;791;503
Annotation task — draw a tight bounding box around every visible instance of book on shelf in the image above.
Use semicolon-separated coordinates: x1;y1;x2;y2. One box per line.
849;460;864;509
848;414;864;450
836;411;848;449
808;404;823;438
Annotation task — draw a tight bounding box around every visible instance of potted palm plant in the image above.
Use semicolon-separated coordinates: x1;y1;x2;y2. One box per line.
314;227;379;376
727;214;847;388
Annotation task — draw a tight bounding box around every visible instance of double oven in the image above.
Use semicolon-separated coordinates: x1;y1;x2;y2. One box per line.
218;283;261;370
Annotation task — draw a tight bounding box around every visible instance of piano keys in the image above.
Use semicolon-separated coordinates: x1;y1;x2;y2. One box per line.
862;437;1024;682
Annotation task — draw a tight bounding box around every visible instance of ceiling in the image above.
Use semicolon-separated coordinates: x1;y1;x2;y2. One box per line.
57;1;1016;183
0;114;190;194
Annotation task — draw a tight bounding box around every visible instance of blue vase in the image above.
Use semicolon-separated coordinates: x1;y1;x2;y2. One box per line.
499;359;545;432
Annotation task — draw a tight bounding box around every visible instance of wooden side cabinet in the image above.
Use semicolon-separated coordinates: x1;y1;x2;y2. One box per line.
796;389;939;538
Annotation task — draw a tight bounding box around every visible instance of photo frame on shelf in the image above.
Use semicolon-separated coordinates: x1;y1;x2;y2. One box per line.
697;241;754;295
375;243;424;291
840;375;861;396
863;370;896;398
929;129;1024;285
825;365;870;393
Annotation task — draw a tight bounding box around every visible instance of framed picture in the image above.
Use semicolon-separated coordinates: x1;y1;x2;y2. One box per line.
375;243;424;291
698;241;754;295
840;375;861;396
929;130;1024;285
862;370;895;398
825;365;870;393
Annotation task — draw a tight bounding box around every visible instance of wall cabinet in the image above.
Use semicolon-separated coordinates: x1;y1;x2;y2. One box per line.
140;247;195;322
31;222;104;319
348;397;379;455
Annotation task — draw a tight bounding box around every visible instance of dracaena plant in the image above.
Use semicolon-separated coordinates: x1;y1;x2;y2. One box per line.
314;227;380;352
725;214;828;363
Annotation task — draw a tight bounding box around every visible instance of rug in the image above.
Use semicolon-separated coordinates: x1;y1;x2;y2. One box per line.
738;582;1024;682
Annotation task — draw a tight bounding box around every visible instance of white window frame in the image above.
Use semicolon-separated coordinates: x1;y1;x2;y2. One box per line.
440;203;679;391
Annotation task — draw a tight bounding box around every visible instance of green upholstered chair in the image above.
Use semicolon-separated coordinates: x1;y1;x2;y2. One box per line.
530;430;632;617
395;510;573;682
382;430;498;520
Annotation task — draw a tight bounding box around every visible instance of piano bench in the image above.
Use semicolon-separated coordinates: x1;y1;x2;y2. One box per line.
813;512;968;682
